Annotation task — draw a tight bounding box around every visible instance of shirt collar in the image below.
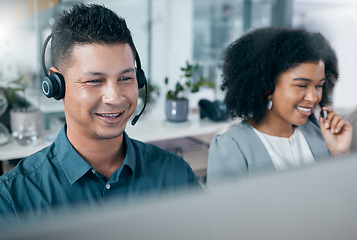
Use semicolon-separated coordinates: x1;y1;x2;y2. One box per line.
55;125;92;185
55;126;136;185
122;131;136;173
109;132;136;182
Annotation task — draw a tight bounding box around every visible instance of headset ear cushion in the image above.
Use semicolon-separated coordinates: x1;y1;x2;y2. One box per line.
41;72;65;100
42;76;56;98
136;68;146;89
52;72;65;100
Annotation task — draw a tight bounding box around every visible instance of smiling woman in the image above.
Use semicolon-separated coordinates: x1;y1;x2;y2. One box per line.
260;61;326;136
206;27;353;184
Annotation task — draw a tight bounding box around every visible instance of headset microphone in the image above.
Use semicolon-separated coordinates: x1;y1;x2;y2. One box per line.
131;79;147;126
130;47;147;126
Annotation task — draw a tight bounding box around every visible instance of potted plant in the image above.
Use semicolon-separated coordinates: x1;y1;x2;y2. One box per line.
0;75;42;145
0;75;30;130
164;61;214;122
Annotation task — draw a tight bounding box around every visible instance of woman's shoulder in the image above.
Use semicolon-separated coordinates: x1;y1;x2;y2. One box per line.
215;121;254;140
300;118;322;133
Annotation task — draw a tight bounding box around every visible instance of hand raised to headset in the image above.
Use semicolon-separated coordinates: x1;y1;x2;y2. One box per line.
319;106;353;155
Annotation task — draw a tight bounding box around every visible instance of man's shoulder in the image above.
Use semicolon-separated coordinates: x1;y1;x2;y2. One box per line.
129;138;194;174
129;138;199;187
131;138;184;162
0;144;54;184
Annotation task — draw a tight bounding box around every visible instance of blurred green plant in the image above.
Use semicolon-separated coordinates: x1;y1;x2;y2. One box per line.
139;79;160;105
165;61;214;100
1;75;30;107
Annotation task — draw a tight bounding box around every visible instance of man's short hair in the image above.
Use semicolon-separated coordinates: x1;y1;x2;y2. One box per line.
51;4;136;72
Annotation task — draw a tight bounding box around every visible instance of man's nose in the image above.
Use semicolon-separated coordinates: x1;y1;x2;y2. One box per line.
101;81;125;104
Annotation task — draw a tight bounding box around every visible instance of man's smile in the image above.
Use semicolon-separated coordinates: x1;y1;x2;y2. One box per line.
96;112;123;118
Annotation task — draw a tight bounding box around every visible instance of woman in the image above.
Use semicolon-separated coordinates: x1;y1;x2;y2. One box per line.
207;27;352;184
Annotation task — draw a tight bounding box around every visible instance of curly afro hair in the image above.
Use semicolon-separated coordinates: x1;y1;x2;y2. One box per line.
222;27;338;123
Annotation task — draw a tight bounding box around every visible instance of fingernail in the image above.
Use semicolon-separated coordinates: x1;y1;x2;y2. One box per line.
325;123;329;128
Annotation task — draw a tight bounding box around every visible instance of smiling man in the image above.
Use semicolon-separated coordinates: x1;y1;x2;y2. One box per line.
0;4;200;226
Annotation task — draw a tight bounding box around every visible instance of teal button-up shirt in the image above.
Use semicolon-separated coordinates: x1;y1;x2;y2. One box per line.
0;125;199;226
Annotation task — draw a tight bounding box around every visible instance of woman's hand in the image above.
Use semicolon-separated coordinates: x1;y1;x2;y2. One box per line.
319;106;353;155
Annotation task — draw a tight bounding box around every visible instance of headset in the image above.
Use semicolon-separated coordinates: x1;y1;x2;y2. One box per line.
41;34;147;126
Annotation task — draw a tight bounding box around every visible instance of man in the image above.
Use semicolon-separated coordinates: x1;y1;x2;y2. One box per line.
0;4;200;226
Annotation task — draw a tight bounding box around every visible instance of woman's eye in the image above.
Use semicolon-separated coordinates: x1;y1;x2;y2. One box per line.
316;84;324;88
297;85;307;88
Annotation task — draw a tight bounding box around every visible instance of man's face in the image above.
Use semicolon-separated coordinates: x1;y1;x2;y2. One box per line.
62;43;138;141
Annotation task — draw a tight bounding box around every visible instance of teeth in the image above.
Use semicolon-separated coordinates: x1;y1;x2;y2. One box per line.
297;107;311;112
98;113;120;118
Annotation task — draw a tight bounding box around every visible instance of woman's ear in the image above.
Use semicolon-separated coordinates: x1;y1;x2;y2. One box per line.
265;80;275;96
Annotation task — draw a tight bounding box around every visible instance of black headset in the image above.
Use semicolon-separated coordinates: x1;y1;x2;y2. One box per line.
41;34;147;125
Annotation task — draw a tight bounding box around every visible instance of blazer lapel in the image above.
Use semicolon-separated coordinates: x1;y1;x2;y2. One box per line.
299;120;330;161
235;122;276;172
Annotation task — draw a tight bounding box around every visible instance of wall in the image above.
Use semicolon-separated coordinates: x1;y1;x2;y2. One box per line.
293;0;357;113
149;0;194;120
2;0;356;119
0;10;38;83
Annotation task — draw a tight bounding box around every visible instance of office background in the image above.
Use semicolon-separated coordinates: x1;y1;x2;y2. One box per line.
1;3;357;237
1;0;357;121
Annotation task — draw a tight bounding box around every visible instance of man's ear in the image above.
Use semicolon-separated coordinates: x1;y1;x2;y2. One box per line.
42;66;65;100
49;66;60;75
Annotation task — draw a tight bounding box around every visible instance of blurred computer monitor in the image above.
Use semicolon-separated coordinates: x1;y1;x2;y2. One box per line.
2;153;357;240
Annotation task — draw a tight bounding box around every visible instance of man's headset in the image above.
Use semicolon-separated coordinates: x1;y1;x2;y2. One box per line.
41;34;147;126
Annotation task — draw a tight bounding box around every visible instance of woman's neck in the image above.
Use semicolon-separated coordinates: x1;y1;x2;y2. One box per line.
248;117;295;138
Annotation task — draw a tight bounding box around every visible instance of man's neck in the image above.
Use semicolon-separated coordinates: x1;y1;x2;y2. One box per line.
67;128;126;179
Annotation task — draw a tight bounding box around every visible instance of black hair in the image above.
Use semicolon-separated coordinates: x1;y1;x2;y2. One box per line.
51;3;136;72
323;42;338;100
222;27;338;123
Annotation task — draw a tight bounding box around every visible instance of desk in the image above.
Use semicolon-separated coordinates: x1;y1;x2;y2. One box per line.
23;88;65;130
125;114;235;142
0;114;236;162
0;137;52;161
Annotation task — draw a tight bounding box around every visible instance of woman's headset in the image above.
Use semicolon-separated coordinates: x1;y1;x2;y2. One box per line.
40;34;147;125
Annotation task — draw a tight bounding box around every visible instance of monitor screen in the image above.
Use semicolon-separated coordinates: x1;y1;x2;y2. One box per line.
2;153;357;240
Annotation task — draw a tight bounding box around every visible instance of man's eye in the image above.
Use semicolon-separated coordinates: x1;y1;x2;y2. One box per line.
119;77;133;81
316;84;324;88
87;79;101;83
297;85;307;88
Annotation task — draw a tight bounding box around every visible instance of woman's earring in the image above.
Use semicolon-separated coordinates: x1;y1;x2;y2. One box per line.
267;96;272;110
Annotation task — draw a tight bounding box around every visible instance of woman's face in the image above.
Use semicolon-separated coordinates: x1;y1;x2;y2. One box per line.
268;61;325;128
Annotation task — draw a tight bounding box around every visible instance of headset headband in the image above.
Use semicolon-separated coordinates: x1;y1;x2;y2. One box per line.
41;34;143;76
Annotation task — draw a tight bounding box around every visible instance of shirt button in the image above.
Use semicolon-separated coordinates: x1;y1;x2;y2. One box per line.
106;184;111;190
